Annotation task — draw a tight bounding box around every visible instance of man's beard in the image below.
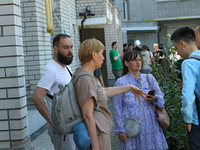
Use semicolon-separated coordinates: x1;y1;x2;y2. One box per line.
57;49;73;65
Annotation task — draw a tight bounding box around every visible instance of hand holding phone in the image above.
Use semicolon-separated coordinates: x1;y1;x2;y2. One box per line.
147;90;155;98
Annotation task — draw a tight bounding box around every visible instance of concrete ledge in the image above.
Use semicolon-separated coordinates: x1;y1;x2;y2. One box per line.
27;108;47;136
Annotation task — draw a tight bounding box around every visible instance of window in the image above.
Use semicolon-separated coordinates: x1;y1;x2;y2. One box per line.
123;1;128;21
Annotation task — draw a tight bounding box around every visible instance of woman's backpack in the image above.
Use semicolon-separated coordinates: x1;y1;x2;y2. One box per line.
51;71;98;134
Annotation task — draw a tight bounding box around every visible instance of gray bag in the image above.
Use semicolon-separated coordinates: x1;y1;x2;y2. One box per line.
51;71;97;134
124;117;141;137
124;103;141;137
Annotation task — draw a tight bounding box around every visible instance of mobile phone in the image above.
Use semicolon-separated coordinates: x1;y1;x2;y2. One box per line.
148;90;155;95
147;90;155;98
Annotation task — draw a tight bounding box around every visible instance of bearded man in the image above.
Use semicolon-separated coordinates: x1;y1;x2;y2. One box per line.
32;34;76;150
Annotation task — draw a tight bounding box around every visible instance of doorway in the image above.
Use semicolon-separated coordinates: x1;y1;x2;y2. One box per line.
81;28;108;87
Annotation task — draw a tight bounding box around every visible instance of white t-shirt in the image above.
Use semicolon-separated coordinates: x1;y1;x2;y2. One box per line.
37;59;72;114
142;51;153;70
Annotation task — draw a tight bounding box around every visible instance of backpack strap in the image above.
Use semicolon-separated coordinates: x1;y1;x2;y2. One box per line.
72;71;99;110
46;66;72;99
71;72;97;92
195;92;200;129
66;66;72;77
186;55;200;61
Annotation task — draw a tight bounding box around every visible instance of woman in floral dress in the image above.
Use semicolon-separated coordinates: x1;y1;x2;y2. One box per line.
113;50;168;150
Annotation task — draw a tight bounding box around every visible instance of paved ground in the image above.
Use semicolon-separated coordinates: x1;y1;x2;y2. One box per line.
31;79;119;150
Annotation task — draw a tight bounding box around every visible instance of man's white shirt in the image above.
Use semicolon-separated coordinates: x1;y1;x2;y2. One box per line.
37;59;71;115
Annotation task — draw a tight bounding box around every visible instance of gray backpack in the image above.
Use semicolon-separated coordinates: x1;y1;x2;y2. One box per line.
51;71;98;134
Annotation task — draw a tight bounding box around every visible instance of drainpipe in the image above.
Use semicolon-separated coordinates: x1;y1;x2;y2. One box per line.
79;9;95;43
45;0;54;34
81;15;87;43
158;27;161;45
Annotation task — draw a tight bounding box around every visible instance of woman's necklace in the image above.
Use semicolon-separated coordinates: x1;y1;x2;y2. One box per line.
82;65;93;75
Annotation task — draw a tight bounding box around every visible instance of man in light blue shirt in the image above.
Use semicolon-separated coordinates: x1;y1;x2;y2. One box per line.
171;27;200;150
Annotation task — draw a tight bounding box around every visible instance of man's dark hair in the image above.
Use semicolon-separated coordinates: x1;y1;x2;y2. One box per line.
53;34;71;47
111;41;117;47
171;27;196;44
128;43;133;47
123;43;128;48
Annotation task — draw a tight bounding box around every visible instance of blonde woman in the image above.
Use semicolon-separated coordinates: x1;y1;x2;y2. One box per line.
73;39;147;150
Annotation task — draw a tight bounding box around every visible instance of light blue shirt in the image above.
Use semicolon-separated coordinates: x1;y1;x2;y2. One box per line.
181;50;200;125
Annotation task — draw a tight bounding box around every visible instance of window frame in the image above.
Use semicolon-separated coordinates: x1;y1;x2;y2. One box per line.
123;1;128;21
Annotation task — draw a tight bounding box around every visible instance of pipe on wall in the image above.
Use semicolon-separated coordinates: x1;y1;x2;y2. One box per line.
45;0;54;34
158;27;161;45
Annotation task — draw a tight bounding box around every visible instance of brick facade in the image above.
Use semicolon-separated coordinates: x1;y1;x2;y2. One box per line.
0;0;30;149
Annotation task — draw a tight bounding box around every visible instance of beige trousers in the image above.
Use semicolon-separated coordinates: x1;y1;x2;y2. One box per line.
87;127;111;150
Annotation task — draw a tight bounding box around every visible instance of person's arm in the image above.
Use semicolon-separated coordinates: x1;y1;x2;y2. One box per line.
159;51;165;59
146;74;165;107
104;85;147;102
181;60;197;131
113;80;127;143
97;75;105;87
32;87;54;127
81;98;99;150
150;52;153;60
113;53;120;61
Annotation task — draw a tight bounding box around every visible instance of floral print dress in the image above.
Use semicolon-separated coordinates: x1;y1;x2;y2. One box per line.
113;73;168;150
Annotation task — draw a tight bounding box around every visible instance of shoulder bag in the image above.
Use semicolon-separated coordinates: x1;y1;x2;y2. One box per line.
124;103;141;137
146;74;170;130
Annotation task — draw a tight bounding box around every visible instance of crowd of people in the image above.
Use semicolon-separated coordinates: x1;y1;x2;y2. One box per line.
31;25;200;150
109;39;183;80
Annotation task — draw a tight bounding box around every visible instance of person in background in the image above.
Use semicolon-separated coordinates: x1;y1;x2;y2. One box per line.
159;44;167;56
128;43;133;50
74;39;147;150
141;45;153;74
94;68;105;87
113;50;168;150
171;26;200;150
109;41;123;80
147;46;150;51
133;40;142;52
120;43;129;62
194;24;200;50
123;43;128;50
153;43;165;64
32;34;76;150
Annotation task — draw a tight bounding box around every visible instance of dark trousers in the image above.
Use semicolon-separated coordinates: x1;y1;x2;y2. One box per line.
187;124;200;150
112;69;122;80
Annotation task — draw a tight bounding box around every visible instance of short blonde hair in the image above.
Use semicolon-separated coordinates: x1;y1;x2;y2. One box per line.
153;43;158;48
78;39;105;63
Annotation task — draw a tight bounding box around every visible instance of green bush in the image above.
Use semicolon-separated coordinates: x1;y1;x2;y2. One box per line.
150;51;188;149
